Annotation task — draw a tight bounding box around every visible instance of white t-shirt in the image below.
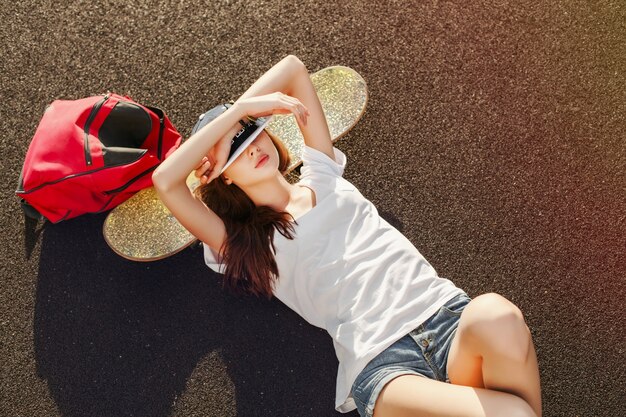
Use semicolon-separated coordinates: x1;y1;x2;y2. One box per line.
203;145;465;413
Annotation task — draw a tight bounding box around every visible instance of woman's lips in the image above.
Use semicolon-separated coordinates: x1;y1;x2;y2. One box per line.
255;154;269;168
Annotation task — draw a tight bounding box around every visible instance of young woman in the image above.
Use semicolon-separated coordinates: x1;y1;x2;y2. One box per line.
152;55;542;417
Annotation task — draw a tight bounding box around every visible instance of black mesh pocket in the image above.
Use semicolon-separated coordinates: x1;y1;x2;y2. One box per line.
99;101;152;166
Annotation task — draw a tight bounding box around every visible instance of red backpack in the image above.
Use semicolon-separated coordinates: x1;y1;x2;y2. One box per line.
16;93;182;223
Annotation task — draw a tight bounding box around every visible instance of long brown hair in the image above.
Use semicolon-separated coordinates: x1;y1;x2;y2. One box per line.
194;130;296;299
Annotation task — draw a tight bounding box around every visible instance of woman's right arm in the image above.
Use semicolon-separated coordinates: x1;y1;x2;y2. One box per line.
152;106;246;252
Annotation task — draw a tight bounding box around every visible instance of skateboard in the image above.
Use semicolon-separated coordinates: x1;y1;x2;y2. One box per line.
103;66;368;261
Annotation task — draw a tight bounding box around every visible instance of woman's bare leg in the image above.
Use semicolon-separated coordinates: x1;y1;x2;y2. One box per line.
446;293;542;416
372;375;537;417
372;292;542;417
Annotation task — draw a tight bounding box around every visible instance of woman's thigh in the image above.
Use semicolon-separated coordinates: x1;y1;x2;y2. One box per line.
373;374;537;417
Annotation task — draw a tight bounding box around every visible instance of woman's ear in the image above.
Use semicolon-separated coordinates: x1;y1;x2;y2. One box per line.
223;176;233;185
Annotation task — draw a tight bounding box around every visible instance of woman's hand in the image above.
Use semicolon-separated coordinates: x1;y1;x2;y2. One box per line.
194;133;232;185
194;155;212;185
234;92;310;127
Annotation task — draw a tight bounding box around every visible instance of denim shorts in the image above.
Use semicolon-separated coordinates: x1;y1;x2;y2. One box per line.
350;292;472;417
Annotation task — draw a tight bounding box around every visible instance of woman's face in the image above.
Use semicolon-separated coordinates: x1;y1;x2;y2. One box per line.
222;130;279;188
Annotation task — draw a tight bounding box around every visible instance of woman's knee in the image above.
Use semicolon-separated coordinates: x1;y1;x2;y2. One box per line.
463;293;531;361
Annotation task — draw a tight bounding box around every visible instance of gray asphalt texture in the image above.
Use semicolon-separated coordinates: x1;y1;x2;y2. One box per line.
2;1;625;416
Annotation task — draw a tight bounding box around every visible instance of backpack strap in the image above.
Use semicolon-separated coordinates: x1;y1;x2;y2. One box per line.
144;105;166;160
20;199;44;221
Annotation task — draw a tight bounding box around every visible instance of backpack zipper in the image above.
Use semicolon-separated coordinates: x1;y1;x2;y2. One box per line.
157;115;165;161
84;94;110;166
141;105;166;160
18;161;142;194
103;164;160;195
157;114;164;160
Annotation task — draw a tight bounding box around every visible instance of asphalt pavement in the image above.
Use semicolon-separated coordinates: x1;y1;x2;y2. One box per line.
1;1;624;416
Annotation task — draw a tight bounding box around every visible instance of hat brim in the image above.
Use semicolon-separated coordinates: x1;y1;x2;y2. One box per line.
220;116;273;173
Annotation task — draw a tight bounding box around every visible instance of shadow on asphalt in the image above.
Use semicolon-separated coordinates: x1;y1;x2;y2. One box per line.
31;214;353;416
23;215;46;260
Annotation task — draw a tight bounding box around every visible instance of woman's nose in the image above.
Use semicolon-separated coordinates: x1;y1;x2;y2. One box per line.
249;144;260;156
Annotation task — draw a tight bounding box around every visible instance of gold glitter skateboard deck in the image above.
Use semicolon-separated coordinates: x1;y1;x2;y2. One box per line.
103;66;368;261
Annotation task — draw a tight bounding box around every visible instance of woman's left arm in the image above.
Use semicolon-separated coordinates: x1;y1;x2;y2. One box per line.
235;55;334;161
